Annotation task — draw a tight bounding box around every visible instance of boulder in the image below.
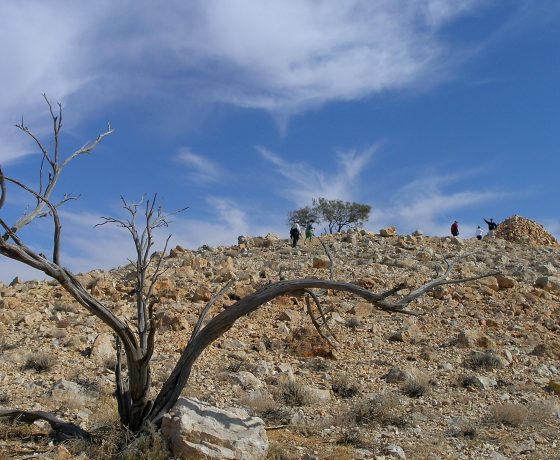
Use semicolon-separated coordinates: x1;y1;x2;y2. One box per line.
312;256;330;269
456;329;496;350
380;226;397;237
161;397;268;459
495;275;515;289
90;333;115;361
535;276;560;293
192;286;213;302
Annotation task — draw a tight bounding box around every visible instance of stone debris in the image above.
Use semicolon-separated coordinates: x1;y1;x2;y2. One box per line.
495;215;559;246
1;226;559;459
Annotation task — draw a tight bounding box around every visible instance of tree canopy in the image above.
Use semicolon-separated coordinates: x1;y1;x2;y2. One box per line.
288;198;371;234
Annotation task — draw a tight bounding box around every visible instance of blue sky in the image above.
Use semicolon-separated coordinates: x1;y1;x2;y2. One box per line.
0;0;559;280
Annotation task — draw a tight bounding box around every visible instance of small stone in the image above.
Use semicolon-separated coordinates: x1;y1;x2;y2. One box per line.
385;444;406;459
495;275;515;289
472;375;497;389
278;310;302;323
547;379;560;395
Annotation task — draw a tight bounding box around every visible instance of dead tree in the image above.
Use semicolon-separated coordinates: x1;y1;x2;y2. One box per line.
0;98;499;439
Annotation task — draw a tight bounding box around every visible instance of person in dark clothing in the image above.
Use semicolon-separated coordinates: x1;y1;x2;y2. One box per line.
484;218;497;236
289;223;301;248
484;218;497;230
451;221;459;237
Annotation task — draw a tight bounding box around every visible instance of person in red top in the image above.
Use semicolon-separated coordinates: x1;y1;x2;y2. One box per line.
451;221;459;237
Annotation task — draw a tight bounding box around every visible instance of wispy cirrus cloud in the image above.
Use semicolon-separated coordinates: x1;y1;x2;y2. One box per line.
367;172;511;235
0;0;500;161
176;148;225;184
257;144;378;206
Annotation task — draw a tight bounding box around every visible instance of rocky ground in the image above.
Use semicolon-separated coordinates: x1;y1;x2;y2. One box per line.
0;216;559;459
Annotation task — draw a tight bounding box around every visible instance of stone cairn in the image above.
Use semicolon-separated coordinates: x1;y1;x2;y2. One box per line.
494;215;559;246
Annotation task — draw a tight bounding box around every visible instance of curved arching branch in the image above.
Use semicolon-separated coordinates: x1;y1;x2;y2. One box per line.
149;267;498;424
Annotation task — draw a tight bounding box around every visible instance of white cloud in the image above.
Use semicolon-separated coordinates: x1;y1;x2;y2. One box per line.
366;172;511;235
176;148;225;183
257;144;377;206
0;0;494;161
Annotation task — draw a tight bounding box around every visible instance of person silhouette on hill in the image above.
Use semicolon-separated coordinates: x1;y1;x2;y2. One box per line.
304;220;315;244
476;226;483;240
484;218;497;237
451;221;459;237
289;222;301;248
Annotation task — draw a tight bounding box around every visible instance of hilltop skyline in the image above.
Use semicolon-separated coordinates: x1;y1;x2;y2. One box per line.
0;0;559;280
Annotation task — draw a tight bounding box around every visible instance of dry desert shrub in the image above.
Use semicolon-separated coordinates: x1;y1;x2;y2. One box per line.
53;391;85;411
0;418;40;439
488;401;554;427
456;374;479;389
331;374;360;398
23;353;55;372
447;417;477;439
0;336;16;352
267;441;299;460
0;390;10;404
66;395;122;459
305;357;331;372
120;423;171;460
401;372;430;398
274;380;316;407
466;351;502;370
336;427;368;447
349;392;405;426
69;374;103;394
242;395;292;424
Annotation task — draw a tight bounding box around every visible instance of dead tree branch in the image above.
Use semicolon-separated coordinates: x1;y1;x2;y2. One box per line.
0;409;97;442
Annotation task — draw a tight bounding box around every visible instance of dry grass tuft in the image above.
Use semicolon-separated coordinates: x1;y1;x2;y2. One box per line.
274;380;316;407
466;351;502;370
456;374;479;389
401;372;430;398
332;374;360;398
488;401;554;427
349;392;405;426
23;353;55;372
65;395;122;459
336;428;368;447
242;395;292;424
267;441;299;460
120;423;171;460
0;390;10;404
448;417;477;439
304;357;331;372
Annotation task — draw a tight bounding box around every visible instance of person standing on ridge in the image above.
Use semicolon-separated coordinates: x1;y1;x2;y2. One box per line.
290;222;301;248
451;221;459;237
476;226;483;240
484;218;498;237
305;220;315;244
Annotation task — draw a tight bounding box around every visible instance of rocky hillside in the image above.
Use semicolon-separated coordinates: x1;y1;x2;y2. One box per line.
1;227;559;459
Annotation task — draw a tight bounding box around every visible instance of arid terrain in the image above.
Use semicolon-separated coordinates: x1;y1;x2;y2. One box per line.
1;216;559;459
